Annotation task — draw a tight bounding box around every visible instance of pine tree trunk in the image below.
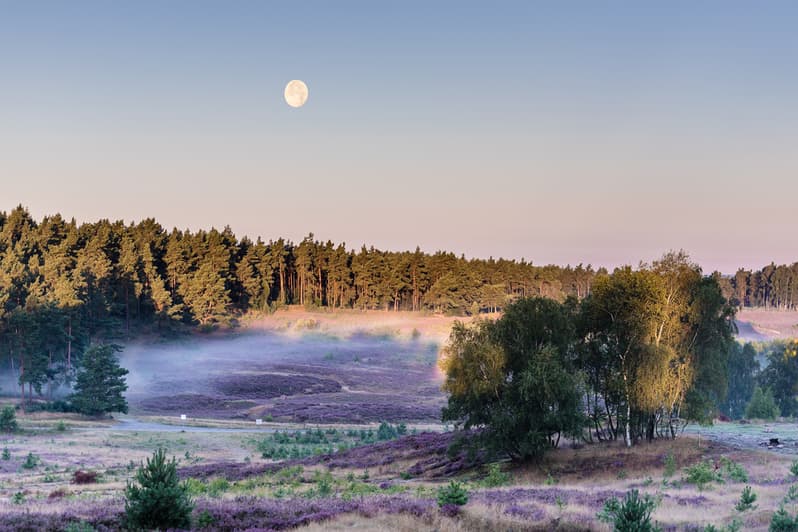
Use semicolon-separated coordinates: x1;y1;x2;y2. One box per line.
67;318;72;370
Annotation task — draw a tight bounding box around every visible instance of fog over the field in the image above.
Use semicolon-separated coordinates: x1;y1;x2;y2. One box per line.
119;328;436;397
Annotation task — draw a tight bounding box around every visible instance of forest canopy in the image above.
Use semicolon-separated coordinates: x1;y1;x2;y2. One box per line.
0;205;790;404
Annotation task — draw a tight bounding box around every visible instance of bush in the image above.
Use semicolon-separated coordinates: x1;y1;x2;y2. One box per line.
437;481;469;507
704;520;742;532
24;400;75;413
481;463;510;487
55;420;68;432
124;448;194;530
735;485;757;512
746;386;780;420
207;477;230;496
684;461;723;489
0;406;18;432
72;470;98;484
770;506;798;531
64;523;96;532
597;489;659;532
196;510;216;528
663;452;676;478
11;491;25;504
720;457;748;483
21;452;39;470
1;448;9;460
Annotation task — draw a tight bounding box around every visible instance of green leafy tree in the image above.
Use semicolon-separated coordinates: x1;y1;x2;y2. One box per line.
759;341;798;417
745;386;779;420
441;298;584;460
70;345;129;416
125;448;193;530
722;343;760;419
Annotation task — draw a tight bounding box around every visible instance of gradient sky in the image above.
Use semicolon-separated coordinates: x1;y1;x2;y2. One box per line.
1;1;797;273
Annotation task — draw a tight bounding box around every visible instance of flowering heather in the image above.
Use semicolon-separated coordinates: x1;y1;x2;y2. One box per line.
179;460;287;481
137;393;258;417
504;503;547;521
266;398;440;423
0;498;124;532
212;374;342;399
180;431;479;481
193;495;436;530
472;487;626;510
0;494;438;531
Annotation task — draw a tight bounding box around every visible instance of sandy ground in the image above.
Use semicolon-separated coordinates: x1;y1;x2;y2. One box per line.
241;306;481;343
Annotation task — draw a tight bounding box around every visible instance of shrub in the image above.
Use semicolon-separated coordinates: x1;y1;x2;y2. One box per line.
770;506;798;531
597;489;659;532
64;523;96;532
1;447;10;460
11;491;25;504
735;485;757;512
0;406;18;432
48;488;68;499
21;452;39;470
55;420;68;432
663;452;676;478
72;470;98;484
437;481;468;507
790;461;798;478
207;477;230;496
684;461;723;490
746;386;780;420
195;509;216;528
720;457;748;483
124;448;194;530
786;485;798;503
315;472;334;497
704;520;742;532
481;463;510;487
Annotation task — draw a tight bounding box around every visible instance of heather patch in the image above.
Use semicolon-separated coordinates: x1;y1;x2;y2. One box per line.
213;373;342;399
137;394;257;417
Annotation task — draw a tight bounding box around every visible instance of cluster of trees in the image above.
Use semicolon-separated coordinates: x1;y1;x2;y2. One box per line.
440;252;737;459
0;205;600;400
722;264;798;309
717;339;798;421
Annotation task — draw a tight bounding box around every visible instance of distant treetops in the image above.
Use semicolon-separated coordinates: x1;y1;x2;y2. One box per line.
0;205;790;406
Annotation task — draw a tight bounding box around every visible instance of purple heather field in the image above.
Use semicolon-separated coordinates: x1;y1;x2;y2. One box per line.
122;327;444;423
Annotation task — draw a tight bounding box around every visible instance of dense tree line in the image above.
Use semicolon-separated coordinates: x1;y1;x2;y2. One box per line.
0;205;603;401
440;252;737;459
721;264;798;309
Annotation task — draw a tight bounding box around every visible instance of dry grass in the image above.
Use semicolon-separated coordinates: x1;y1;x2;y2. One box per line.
514;437;711;485
243;306;480;343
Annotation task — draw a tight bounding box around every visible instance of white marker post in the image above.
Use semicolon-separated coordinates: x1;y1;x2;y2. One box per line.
256;419;263;425
180;414;187;421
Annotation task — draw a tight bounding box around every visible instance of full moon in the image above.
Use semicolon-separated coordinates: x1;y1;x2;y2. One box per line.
284;80;309;108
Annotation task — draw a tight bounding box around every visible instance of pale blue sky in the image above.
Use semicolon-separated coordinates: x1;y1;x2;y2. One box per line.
1;1;796;273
